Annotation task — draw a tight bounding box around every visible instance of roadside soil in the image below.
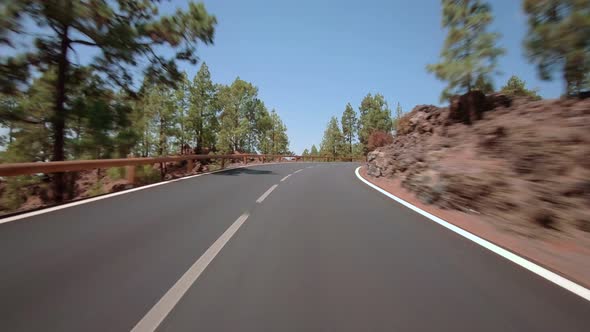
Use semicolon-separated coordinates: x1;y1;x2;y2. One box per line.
0;158;275;217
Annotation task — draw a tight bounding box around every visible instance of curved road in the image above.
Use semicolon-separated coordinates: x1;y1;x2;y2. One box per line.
0;163;589;331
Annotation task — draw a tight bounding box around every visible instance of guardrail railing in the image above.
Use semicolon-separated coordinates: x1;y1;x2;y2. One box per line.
0;154;365;183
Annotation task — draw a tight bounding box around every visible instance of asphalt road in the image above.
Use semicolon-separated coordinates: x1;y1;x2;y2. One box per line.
0;162;589;331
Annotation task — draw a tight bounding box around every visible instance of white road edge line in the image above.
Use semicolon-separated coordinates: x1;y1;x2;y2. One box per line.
256;184;278;203
354;166;590;302
0;162;298;225
280;174;292;182
294;169;303;174
130;211;250;332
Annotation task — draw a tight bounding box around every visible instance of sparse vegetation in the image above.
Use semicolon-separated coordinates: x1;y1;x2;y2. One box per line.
106;167;126;181
0;176;35;211
88;180;105;197
500;75;542;100
133;165;161;185
367;131;394;151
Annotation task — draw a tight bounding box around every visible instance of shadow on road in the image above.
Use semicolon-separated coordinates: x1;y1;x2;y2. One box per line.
213;168;274;176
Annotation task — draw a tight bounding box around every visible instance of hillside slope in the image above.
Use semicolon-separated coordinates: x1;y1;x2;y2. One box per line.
367;95;589;243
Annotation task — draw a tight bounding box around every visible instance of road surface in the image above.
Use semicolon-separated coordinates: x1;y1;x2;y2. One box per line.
0;162;588;331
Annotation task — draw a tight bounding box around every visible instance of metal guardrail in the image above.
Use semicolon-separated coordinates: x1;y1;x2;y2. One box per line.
0;154;365;180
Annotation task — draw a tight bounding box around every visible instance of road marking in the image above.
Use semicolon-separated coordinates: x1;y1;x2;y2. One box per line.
0;162;304;225
280;174;292;182
256;184;278;203
355;166;590;302
294;169;303;174
131;212;250;332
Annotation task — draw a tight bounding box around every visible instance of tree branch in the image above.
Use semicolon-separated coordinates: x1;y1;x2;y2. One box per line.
70;39;98;47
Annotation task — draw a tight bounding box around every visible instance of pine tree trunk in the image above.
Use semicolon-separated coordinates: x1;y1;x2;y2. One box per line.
52;24;70;202
197;108;203;154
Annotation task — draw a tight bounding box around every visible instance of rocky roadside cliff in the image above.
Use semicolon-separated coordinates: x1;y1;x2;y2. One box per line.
367;93;590;240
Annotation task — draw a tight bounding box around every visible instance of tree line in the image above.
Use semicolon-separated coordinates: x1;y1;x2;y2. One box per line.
307;72;539;159
133;64;290;158
303;94;403;159
0;62;290;161
0;1;291;202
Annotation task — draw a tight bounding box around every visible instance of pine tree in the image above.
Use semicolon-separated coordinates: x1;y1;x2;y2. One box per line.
244;98;265;153
142;84;177;156
254;106;272;154
189;63;218;153
217;78;258;153
341;103;358;156
173;73;192;154
0;1;216;201
320;116;344;157
427;0;504;101
500;75;541;100
358;93;393;153
310;145;319;156
523;0;590;95
268;110;290;154
302;149;310;156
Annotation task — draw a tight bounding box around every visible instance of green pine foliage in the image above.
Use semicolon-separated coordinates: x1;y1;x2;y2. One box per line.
427;0;505;101
358;93;393;153
310;145;319;156
189;63;218;153
309;93;393;157
523;0;590;96
320;117;345;157
341;103;358;155
500;75;542;100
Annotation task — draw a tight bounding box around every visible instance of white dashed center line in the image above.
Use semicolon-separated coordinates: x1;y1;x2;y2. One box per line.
256;184;278;203
280;174;292;182
131;211;250;332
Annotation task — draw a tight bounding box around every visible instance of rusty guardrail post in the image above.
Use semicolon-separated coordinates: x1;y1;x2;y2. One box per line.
187;159;193;173
126;165;135;184
243;156;247;164
220;157;225;169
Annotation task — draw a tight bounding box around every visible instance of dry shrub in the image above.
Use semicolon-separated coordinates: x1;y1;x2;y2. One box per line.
368;131;394;151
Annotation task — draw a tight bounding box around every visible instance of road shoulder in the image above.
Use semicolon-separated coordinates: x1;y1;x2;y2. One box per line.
357;165;590;296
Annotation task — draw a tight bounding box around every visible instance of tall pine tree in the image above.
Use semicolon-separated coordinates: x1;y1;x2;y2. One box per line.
189;63;218;153
427;0;504;101
320;116;344;157
216;78;257;153
341;103;358;156
310;144;319;156
358;93;393;154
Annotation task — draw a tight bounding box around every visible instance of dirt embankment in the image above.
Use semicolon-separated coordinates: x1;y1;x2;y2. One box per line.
0;159;258;216
367;94;590;245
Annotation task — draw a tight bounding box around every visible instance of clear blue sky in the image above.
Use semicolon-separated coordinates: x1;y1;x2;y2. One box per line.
161;0;562;154
3;1;564;154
